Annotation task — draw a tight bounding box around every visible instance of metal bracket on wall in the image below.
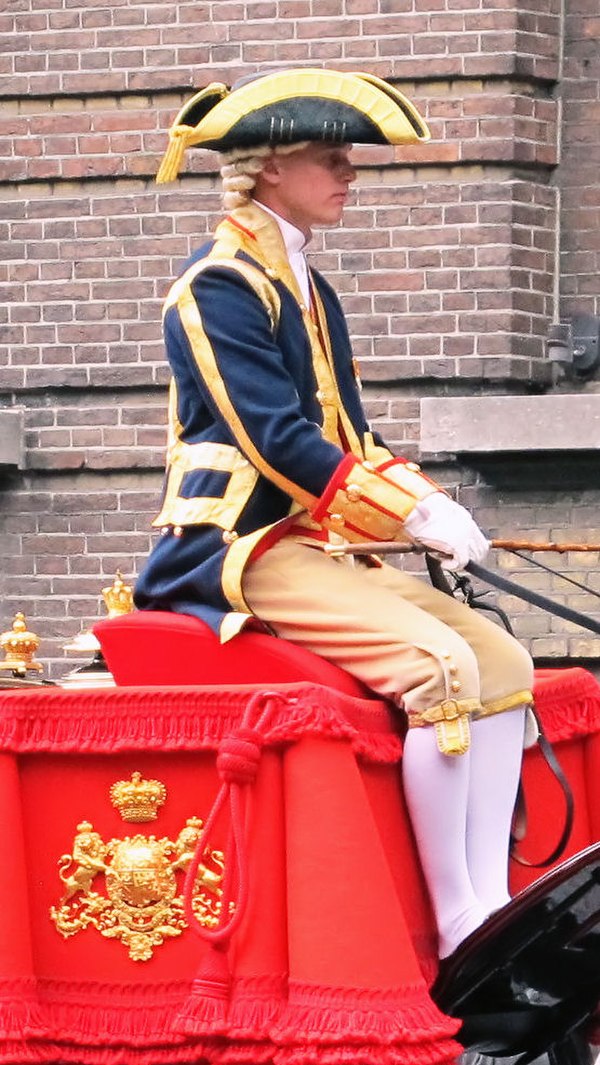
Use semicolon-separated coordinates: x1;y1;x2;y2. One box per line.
0;409;25;470
547;314;600;380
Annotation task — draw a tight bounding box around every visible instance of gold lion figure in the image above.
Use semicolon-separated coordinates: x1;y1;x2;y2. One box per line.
58;820;107;900
172;816;225;894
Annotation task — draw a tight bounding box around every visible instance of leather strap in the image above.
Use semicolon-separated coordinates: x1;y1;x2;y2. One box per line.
510;715;575;868
466;560;600;636
425;553;455;595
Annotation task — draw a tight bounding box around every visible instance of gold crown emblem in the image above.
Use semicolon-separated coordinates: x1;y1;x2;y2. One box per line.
0;613;43;675
109;772;167;823
102;571;134;619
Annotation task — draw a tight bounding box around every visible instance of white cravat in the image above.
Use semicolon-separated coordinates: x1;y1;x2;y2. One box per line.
254;201;311;306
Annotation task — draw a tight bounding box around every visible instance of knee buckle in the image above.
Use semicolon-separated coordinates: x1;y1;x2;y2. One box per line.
408;697;480;756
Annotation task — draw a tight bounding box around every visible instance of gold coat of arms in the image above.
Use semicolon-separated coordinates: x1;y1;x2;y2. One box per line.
50;772;227;961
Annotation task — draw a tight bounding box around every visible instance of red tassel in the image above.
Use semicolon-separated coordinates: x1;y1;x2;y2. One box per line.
174;945;231;1035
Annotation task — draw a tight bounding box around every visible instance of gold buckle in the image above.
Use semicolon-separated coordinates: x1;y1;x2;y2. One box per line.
439;699;461;721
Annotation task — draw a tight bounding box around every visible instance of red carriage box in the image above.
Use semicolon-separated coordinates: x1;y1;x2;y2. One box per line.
0;612;598;1064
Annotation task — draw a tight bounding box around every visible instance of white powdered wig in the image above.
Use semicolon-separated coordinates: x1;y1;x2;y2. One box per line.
220;141;310;209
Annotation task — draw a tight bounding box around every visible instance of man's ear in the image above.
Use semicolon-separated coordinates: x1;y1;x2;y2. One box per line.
257;154;282;187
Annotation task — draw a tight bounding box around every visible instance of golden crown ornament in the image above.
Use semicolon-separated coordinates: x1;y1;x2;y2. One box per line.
110;772;167;823
102;571;134;618
0;613;43;676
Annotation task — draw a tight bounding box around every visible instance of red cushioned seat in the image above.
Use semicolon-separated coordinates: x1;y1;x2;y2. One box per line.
94;611;374;699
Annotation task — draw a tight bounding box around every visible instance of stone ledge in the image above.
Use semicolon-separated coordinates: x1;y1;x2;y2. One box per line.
0;409;25;468
420;394;600;454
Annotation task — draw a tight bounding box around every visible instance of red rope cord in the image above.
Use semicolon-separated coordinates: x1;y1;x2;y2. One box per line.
182;690;284;948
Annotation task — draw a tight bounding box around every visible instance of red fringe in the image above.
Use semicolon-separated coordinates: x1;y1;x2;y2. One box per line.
271;981;460;1046
225;975;287;1037
533;668;600;743
0;1040;463;1065
0;685;401;765
35;978;193;1046
0;980;45;1040
0;1041;212;1064
172;974;460;1049
217;1045;462;1065
4;974;461;1065
272;1040;462;1065
217;1040;280;1064
3;670;598;757
216;1042;278;1065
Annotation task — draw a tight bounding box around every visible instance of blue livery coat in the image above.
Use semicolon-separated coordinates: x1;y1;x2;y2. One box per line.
135;203;428;640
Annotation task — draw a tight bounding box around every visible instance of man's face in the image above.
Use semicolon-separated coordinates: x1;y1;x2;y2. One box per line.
254;142;356;235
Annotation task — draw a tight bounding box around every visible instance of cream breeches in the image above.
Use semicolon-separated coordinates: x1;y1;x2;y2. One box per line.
242;538;534;717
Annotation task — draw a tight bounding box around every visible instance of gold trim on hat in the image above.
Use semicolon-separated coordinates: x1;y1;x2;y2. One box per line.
156;83;228;183
156;68;430;183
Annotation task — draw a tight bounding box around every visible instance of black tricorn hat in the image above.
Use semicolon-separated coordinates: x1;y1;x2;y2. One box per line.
156;67;430;183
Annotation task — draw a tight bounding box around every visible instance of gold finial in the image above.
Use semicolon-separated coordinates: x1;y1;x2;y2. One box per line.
0;612;43;676
110;772;167;823
102;570;134;619
63;570;134;657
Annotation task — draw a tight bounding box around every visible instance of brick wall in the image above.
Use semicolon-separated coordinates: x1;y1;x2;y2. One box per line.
1;0;599;678
0;1;561;98
559;4;600;316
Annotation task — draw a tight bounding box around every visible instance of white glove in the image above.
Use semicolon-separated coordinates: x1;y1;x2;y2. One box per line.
403;491;490;571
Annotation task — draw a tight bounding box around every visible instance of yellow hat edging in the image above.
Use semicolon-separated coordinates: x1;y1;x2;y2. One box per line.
156;83;228;184
156;68;430;185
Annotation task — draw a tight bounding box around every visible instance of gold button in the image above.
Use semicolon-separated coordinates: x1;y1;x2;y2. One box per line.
160;526;170;537
316;390;325;402
448;664;458;675
330;513;345;527
223;529;239;544
265;267;278;280
406;462;421;472
299;303;308;314
451;681;461;693
441;651;451;659
345;483;361;502
173;526;183;538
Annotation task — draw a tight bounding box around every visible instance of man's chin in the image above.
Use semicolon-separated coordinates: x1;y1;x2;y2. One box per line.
312;211;345;229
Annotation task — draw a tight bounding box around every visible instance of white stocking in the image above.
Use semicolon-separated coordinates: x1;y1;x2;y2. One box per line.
466;707;526;912
402;707;527;959
402;726;488;959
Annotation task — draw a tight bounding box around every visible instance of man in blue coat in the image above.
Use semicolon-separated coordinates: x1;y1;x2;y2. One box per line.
135;68;535;968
